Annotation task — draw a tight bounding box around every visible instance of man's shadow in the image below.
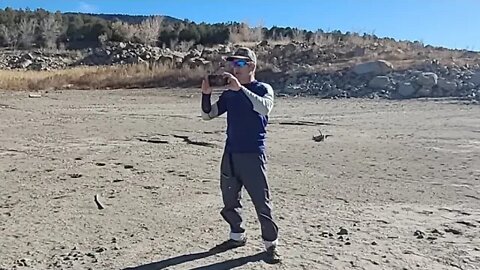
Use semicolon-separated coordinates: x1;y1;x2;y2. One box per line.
122;249;267;270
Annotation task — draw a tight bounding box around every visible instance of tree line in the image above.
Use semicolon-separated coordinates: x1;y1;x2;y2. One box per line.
0;7;380;50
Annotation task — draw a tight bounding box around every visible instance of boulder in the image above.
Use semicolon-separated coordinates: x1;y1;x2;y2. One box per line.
23;53;35;60
353;46;366;57
19;59;33;69
368;76;391;89
158;55;174;66
183;57;210;69
416;72;438;88
186;49;201;59
449;67;461;76
397;82;417;98
417;87;432;97
461;82;476;91
201;48;217;57
469;72;480;86
257;40;269;47
271;45;284;58
283;44;297;58
352;60;394;75
437;78;457;93
218;45;231;54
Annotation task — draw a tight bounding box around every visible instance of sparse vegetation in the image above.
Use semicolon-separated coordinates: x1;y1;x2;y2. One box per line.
0;7;438;51
0;64;206;91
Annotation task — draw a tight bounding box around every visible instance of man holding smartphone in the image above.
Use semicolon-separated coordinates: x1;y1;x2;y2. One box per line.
200;47;280;264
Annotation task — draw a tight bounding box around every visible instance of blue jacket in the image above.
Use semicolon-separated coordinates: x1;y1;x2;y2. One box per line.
201;80;275;153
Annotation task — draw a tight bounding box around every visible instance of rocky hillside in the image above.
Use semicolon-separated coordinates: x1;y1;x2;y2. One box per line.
1;39;479;102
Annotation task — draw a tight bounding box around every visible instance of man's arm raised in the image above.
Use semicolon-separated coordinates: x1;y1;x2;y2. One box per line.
201;77;226;120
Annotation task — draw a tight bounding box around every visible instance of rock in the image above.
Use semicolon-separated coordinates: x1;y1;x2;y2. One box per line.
183;57;210;69
283;85;302;95
327;87;343;97
445;228;462;235
218;45;231;54
414;230;425;239
257;40;269;46
369;76;391;89
68;173;82;178
29;62;48;71
353;46;366;57
397;82;417;98
134;57;149;66
185;49;201;59
437;78;457;93
95;247;107;253
15;258;29;267
449;67;462;76
352;60;394;75
312;130;331;142
284;43;297;52
417;87;432;97
159;55;174;66
432;88;445;98
23;53;35;60
469;72;480;86
416;72;438;88
28;93;42;98
337;228;348;235
19;59;33;69
462;82;476;91
321;231;330;237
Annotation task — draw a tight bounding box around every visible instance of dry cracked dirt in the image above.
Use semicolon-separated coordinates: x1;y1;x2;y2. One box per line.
1;89;479;270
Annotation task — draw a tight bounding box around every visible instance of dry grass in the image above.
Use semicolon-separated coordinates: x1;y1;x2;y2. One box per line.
0;63;206;91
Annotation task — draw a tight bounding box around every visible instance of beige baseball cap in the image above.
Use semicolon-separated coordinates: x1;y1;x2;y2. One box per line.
226;47;257;64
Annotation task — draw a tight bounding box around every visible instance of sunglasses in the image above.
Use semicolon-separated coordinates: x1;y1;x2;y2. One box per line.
230;60;249;68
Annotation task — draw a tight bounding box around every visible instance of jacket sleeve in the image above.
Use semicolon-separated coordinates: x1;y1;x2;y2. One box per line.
201;93;227;120
241;83;274;116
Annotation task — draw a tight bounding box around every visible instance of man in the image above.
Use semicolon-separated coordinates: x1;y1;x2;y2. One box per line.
200;47;280;264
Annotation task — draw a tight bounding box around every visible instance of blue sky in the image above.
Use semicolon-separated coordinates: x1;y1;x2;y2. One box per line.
1;0;479;51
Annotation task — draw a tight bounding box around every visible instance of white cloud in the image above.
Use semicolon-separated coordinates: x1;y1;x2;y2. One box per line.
78;1;98;13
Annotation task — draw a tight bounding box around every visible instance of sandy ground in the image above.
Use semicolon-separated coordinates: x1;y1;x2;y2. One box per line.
0;89;479;270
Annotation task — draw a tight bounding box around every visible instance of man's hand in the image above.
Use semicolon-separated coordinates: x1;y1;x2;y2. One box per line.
223;72;242;91
202;76;212;95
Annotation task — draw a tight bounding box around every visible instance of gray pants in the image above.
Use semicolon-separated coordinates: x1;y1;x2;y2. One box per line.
219;151;279;242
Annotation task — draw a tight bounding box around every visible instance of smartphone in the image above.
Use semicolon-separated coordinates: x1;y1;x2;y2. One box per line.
208;75;229;87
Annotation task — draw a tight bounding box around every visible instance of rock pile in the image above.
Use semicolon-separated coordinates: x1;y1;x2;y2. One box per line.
0;41;479;102
0;50;77;71
77;42;229;69
267;60;480;102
